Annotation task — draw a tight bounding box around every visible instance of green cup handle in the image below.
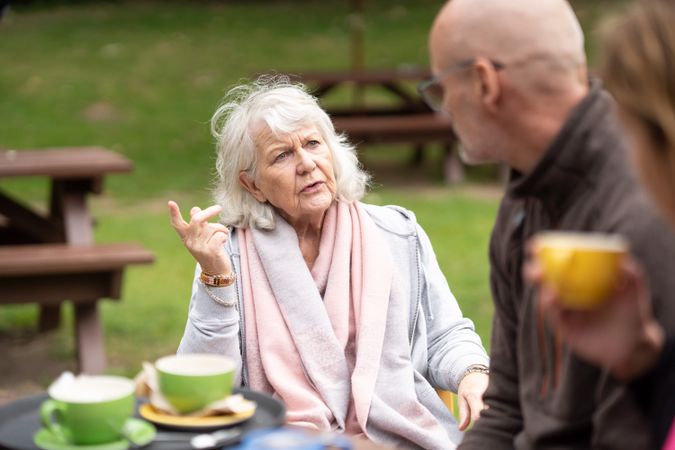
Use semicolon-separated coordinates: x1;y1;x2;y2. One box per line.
40;399;69;443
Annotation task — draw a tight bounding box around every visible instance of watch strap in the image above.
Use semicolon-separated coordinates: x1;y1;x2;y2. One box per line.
200;271;236;287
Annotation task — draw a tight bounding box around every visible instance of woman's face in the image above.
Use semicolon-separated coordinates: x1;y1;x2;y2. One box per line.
618;106;675;227
240;123;337;227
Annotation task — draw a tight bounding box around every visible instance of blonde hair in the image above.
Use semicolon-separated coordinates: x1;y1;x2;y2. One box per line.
210;76;370;230
601;0;675;148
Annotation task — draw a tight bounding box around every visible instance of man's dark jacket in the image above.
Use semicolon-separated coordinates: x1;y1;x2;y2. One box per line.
460;82;675;449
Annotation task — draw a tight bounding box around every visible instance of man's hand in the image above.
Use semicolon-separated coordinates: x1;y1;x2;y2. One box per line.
524;246;664;381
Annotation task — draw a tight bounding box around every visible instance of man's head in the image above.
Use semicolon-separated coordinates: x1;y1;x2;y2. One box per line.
427;0;589;172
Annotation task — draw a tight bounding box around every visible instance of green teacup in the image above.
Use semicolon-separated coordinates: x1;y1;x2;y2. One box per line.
40;375;135;445
155;354;235;414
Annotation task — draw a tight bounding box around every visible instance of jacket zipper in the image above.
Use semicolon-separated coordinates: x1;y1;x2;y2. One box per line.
236;276;248;387
409;235;422;344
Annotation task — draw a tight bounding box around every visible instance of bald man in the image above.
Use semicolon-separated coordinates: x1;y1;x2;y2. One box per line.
423;0;675;448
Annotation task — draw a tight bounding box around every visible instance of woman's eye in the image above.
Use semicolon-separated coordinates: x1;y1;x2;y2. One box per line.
274;151;289;162
307;140;320;148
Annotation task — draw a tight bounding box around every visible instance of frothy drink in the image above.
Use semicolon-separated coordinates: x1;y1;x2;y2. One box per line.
49;375;134;403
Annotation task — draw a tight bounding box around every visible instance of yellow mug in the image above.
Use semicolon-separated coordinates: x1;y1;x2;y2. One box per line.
534;231;629;309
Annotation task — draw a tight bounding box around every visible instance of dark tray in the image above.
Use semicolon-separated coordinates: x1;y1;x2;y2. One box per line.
0;388;285;450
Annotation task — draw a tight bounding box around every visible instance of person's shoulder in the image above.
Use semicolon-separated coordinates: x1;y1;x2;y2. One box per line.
361;202;417;236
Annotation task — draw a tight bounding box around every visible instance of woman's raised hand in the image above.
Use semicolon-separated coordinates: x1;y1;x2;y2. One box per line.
168;200;232;275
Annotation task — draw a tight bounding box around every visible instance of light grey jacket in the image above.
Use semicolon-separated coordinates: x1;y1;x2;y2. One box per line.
178;203;489;394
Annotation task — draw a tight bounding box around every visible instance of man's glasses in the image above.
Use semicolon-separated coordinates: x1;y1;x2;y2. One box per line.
417;59;505;112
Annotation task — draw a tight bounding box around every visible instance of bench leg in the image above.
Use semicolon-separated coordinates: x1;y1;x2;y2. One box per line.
74;302;106;374
409;144;425;167
443;143;465;184
38;304;61;332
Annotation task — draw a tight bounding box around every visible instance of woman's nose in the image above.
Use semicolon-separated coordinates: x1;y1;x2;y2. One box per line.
296;148;316;173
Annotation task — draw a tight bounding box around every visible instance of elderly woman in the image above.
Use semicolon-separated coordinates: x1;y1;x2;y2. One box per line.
168;77;489;449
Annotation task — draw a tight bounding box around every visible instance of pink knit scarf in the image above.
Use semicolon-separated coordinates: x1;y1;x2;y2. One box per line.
238;201;391;434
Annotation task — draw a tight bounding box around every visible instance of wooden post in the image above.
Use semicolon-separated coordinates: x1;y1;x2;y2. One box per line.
349;0;366;111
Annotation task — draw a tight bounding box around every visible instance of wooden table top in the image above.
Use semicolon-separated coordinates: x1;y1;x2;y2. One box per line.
0;147;132;178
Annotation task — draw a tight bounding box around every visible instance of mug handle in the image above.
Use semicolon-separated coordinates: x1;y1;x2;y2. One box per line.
40;399;69;443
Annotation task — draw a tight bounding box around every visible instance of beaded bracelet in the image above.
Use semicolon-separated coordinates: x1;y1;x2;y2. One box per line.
203;284;237;308
463;364;490;378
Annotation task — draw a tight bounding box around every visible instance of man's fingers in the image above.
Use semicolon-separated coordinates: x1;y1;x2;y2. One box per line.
524;239;539;259
522;259;543;285
616;256;647;295
522;239;542;286
539;283;559;310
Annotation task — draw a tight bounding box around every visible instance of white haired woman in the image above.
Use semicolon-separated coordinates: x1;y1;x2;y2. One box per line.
168;77;489;450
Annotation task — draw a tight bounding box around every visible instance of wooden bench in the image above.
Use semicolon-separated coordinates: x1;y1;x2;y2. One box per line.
0;243;154;374
331;114;464;184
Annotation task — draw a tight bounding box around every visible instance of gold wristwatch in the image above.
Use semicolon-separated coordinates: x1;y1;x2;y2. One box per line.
199;271;236;287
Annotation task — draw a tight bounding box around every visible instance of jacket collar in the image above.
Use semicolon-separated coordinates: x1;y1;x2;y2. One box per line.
506;79;614;216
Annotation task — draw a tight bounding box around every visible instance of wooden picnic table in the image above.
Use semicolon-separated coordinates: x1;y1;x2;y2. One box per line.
288;68;466;183
0;147;154;374
288;67;432;115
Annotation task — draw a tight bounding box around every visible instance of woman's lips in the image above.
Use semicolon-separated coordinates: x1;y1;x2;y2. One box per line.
301;181;323;193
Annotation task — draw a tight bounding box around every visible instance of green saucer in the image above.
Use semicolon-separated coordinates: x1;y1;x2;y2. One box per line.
34;418;156;450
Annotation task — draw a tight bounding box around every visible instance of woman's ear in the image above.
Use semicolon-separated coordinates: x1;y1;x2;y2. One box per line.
473;58;501;114
238;171;267;203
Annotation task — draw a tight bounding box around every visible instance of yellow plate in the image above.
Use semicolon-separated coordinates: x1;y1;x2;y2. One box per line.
138;403;255;430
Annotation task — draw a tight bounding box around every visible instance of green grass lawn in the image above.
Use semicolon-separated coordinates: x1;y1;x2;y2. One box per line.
0;0;627;387
0;188;499;382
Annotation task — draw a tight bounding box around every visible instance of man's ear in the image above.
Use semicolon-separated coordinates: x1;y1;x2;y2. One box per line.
473;58;501;114
238;171;267;203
